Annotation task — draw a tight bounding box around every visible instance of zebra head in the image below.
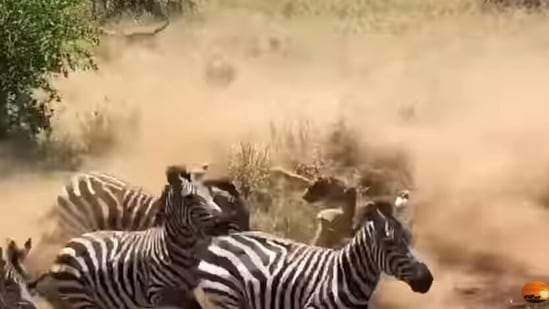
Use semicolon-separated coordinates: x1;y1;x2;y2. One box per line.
1;239;37;308
5;239;32;283
362;202;433;294
165;164;222;212
164;165;231;236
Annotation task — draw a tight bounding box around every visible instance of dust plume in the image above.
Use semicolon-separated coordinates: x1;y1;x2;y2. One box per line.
2;7;549;308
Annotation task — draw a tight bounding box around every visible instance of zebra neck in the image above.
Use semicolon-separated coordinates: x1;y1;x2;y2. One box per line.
335;228;381;301
163;221;200;259
2;266;34;308
16;280;33;305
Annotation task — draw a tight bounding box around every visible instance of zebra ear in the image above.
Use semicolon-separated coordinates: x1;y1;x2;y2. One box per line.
6;239;15;252
23;238;32;253
5;240;16;262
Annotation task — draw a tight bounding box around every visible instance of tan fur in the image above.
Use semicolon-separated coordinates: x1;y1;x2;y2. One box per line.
310;209;348;248
269;166;313;190
193;286;217;309
305;176;411;248
311;208;353;248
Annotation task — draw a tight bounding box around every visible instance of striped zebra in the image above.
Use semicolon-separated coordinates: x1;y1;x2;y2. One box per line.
42;164;249;243
193;200;433;309
31;165;236;309
0;238;36;309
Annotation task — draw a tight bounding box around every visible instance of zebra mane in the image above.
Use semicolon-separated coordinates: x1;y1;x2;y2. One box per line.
224;231;296;246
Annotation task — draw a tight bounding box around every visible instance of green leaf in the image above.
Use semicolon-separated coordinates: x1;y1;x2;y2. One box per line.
0;0;99;140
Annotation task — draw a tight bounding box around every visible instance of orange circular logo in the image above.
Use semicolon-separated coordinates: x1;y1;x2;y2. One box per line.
522;281;549;303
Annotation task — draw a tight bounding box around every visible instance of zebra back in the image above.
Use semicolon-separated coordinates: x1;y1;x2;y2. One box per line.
193;201;433;309
41;171;159;241
38;165;236;308
41;167;249;250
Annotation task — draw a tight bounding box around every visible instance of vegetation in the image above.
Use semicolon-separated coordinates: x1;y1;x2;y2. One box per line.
0;0;546;170
0;0;98;141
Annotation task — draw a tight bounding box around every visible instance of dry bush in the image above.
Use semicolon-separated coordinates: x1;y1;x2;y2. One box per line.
268;119;325;177
227;141;317;241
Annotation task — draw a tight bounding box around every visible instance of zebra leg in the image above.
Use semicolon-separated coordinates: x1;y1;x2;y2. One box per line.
47;275;99;309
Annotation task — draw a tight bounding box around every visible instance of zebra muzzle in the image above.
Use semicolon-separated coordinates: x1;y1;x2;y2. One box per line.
405;262;433;294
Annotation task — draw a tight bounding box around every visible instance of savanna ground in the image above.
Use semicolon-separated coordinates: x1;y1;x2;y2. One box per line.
3;0;549;308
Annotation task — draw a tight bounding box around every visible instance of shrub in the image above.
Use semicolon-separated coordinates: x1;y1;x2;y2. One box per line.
0;0;98;141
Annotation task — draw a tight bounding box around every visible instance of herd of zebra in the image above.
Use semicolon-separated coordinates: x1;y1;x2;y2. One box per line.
0;163;433;308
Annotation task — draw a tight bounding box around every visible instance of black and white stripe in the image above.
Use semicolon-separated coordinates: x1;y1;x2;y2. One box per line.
34;165;235;309
43;171;160;240
193;202;433;309
43;167;249;242
0;239;36;309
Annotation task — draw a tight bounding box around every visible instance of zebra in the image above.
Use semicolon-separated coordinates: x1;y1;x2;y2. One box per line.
0;238;36;309
192;200;433;309
41;164;249;243
30;165;236;309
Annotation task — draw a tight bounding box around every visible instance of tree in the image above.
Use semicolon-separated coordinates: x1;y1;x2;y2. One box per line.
0;0;99;140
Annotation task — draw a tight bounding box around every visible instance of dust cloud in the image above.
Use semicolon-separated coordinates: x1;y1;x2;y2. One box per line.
2;8;549;308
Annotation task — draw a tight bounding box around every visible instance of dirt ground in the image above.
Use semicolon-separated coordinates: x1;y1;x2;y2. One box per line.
2;8;549;308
